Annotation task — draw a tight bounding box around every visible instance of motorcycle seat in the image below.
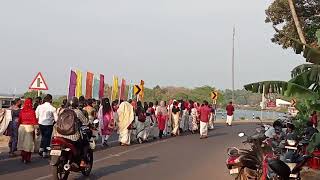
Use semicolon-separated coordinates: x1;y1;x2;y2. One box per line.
268;159;291;179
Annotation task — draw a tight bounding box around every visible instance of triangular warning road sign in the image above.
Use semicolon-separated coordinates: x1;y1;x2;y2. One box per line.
29;72;49;90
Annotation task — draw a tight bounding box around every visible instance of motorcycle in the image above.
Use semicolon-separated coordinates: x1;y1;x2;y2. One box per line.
226;128;271;180
267;137;312;180
50;119;99;180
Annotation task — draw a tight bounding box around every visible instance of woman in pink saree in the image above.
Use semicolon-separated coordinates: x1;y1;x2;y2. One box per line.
98;98;114;147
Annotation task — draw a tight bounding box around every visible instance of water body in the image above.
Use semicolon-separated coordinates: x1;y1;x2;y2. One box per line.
216;109;285;120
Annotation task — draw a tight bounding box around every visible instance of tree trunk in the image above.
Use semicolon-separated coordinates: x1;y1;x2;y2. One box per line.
288;0;306;45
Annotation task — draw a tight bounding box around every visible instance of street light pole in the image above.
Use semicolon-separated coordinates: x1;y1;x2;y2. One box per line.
232;26;235;103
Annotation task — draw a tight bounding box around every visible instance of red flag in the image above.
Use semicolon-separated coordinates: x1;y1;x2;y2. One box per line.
120;78;126;100
99;74;105;99
85;72;94;99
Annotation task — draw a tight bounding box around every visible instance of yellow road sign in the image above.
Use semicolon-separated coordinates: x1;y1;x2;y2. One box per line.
134;85;141;96
211;91;218;100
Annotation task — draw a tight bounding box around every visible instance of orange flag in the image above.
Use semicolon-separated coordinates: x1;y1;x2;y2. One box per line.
85;72;94;99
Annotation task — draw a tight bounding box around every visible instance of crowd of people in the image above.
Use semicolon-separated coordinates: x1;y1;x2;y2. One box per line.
2;94;229;164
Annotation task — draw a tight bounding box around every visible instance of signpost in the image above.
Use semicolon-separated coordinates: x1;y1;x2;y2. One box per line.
291;99;297;107
134;85;142;96
29;72;48;96
133;80;145;101
211;91;218;104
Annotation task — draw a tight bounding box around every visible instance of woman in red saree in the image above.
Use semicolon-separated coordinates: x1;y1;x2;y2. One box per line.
17;98;38;163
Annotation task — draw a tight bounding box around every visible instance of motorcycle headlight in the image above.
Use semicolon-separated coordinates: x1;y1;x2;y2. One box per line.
287;140;297;146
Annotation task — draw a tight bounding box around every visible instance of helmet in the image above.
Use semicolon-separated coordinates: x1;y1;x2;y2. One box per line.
69;97;79;109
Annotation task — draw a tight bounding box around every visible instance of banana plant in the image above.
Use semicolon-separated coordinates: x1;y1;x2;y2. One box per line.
244;30;320;112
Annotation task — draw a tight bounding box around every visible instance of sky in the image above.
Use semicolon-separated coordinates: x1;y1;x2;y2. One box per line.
0;0;304;95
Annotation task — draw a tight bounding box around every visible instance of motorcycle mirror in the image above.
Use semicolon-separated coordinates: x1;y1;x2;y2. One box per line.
93;119;99;124
238;132;245;137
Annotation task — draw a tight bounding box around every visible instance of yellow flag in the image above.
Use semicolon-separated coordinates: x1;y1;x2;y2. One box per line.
76;69;82;98
112;76;119;101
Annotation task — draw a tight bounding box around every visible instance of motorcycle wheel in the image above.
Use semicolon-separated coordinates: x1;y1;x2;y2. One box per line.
52;165;69;180
81;150;93;176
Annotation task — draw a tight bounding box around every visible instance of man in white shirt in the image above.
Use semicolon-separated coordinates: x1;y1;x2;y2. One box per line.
36;94;58;158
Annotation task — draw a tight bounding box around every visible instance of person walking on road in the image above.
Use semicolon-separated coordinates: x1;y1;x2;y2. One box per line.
17;98;38;164
36;94;58;158
208;105;215;130
136;101;147;144
98;98;114;147
156;101;168;139
199;101;211;139
171;101;180;136
117;101;135;146
8;98;22;157
84;99;97;123
226;102;235;126
189;102;199;134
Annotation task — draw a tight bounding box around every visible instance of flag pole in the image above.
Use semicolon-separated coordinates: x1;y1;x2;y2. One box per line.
118;78;121;104
110;76;114;103
232;26;235;103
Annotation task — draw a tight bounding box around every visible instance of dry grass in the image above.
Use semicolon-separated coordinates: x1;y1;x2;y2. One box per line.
301;168;320;180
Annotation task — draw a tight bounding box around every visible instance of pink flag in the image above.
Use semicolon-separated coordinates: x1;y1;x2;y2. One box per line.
68;70;77;99
99;74;105;99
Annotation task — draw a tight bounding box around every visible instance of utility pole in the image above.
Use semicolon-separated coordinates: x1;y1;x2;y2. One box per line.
232;26;235;103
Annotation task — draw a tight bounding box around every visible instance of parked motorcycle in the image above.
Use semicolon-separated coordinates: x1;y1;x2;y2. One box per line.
226;128;271;180
50;119;99;180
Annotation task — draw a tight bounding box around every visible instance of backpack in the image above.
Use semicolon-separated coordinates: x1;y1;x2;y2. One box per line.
56;109;79;135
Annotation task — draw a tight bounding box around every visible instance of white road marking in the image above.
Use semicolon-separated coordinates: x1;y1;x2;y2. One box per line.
34;140;167;180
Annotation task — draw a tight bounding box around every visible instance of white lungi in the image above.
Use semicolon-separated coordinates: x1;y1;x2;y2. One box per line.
226;115;233;126
119;129;131;145
200;121;208;137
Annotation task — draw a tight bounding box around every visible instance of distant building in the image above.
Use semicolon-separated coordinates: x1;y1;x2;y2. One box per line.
276;99;291;108
0;95;15;108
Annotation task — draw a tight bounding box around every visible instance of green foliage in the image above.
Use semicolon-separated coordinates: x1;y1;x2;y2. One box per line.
265;0;320;51
23;91;44;99
52;96;67;108
138;85;260;106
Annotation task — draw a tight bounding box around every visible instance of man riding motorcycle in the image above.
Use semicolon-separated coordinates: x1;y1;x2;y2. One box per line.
54;97;90;167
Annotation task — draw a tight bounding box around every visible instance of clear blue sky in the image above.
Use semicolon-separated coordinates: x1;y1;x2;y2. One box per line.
0;0;304;95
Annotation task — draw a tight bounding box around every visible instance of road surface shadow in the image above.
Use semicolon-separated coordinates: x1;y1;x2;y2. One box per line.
75;156;158;180
208;132;228;138
0;156;48;175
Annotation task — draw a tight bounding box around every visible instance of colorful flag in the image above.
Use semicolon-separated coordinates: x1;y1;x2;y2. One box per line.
119;78;126;101
127;83;133;100
93;76;100;100
85;72;94;99
99;74;105;99
140;80;145;101
75;69;83;98
111;76;119;101
68;70;77;99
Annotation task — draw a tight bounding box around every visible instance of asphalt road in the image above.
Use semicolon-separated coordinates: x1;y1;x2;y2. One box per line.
0;123;258;180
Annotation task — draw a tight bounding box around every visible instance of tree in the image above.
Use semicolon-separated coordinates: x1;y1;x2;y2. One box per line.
266;0;320;51
288;0;306;44
23;91;44;99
